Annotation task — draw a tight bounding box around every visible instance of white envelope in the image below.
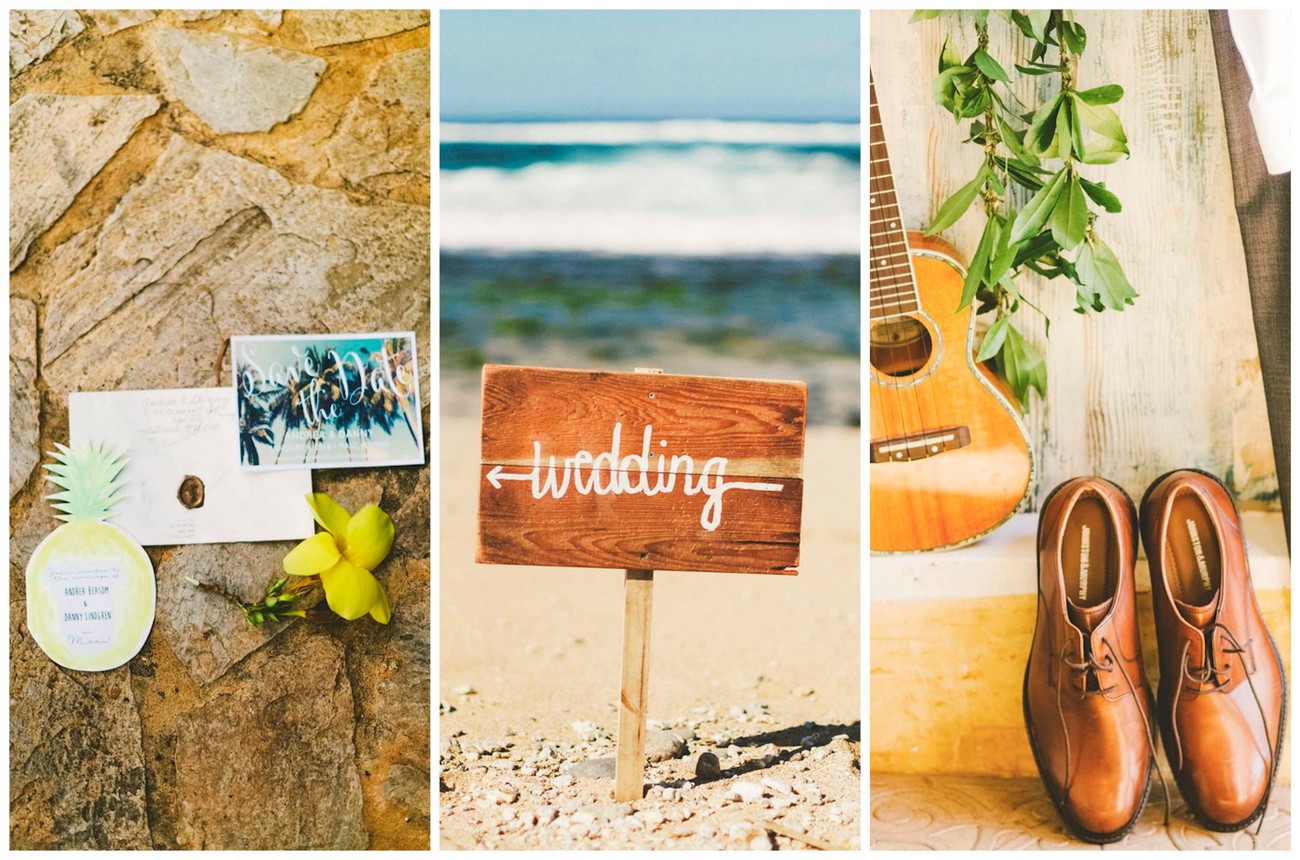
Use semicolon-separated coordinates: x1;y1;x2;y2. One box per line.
69;388;315;546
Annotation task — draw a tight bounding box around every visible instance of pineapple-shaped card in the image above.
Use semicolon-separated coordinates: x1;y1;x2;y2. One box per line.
25;443;155;671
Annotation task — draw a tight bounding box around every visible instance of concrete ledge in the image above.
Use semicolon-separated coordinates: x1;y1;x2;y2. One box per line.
872;511;1289;602
870;512;1290;783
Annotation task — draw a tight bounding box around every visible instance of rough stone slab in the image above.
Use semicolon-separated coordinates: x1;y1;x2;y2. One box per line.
9;600;151;849
174;10;220;22
327;48;429;184
40;133;429;386
295;10;428;47
253;10;283;28
391;465;431;557
10;298;38;499
91;10;155;35
171;632;367;849
10;93;161;271
344;558;430;848
155;29;325;134
155;542;299;686
10;9;84;75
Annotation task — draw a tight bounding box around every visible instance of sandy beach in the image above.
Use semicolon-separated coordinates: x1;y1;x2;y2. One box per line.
438;414;861;849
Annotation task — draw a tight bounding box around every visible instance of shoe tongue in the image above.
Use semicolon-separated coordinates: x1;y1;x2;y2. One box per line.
1067;596;1114;633
1175;590;1221;629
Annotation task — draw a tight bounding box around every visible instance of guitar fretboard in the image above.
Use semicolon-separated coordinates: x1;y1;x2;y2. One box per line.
869;73;920;319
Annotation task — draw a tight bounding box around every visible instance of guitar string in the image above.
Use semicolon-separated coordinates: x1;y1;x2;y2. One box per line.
876;165;946;445
868;88;946;449
867;81;915;454
867;133;911;450
869;164;934;448
868;94;938;455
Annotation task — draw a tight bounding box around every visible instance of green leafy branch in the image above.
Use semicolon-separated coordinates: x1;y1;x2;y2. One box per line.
911;9;1137;407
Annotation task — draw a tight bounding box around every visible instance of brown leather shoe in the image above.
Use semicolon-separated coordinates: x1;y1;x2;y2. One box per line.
1141;469;1286;832
1024;477;1158;843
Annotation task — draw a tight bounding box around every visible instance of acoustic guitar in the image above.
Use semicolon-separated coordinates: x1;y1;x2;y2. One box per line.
869;73;1033;553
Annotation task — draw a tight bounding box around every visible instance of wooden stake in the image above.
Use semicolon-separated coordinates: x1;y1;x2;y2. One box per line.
614;568;654;802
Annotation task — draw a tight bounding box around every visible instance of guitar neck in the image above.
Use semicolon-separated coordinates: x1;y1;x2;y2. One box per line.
868;73;921;319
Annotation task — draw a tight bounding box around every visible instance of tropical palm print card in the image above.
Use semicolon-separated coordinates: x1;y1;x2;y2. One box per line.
231;332;425;470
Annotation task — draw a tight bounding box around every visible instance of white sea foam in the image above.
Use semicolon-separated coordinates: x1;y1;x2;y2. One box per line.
441;119;859;146
441;145;860;256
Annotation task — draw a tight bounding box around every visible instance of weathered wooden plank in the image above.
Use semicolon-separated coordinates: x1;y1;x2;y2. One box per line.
870;10;1277;509
615;569;654;802
477;466;803;573
481;365;807;479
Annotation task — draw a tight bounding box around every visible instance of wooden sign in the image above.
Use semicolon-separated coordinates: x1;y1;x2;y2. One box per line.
477;365;806;575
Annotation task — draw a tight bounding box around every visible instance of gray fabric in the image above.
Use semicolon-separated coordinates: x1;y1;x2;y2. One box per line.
1210;11;1290;544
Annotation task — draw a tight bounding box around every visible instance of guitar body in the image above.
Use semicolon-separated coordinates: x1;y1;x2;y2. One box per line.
869;232;1033;553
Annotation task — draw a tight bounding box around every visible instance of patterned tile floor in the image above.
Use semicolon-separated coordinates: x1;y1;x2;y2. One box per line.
871;774;1290;850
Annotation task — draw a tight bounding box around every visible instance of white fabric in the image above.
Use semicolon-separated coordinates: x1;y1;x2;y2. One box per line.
1227;9;1292;174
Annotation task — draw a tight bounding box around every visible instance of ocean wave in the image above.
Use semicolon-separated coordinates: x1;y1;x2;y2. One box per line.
441;146;860;256
441;119;859;146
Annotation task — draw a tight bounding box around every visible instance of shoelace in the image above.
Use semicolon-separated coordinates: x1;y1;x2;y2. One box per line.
1054;638;1170;826
1171;623;1273;834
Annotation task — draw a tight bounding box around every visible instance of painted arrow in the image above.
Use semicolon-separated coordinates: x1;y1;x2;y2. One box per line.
486;465;536;489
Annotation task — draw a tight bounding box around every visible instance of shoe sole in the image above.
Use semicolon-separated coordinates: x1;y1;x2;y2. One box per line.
1142;467;1289;833
1022;477;1154;845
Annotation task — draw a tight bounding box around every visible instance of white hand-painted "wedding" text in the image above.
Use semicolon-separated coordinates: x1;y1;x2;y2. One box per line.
486;423;783;532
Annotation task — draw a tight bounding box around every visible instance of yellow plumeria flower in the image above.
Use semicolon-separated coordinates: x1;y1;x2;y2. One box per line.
282;493;393;623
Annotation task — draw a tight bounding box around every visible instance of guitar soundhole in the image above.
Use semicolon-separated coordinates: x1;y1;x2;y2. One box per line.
870;316;933;378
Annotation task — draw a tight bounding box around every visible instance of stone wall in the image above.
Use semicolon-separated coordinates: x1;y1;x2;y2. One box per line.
9;10;430;849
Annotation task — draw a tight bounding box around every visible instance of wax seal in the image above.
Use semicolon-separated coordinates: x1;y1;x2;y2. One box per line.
178;475;205;509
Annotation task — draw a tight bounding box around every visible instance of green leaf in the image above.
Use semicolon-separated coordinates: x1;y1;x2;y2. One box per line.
986;169;1006;196
976;315;1010;362
1050;174;1088;250
932;65;969;113
1055;99;1073;161
1081;137;1130;164
1000;322;1047;404
1012;230;1057;267
1014;63;1058;76
1005;159;1047;190
1080;178;1122;213
1010;168;1067;243
1061;20;1087;54
925;164;988;236
1009;10;1037;40
1070;101;1086;163
960;217;998;309
1072;95;1127;143
1027;9;1051;42
998;118;1039;165
1026;92;1063;154
974;9;989;29
1076;84;1124;105
973;49;1009;82
910;10;949;22
986;217;1019;287
939;35;962;73
1075;238;1138;310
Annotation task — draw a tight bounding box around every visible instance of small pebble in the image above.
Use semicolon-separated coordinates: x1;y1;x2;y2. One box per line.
571;720;602;742
694;752;722;782
729;781;765;803
452;683;476;696
762;775;793;795
567;757;616;780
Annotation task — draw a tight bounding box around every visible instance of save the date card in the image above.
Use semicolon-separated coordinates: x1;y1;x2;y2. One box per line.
231;332;425;470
